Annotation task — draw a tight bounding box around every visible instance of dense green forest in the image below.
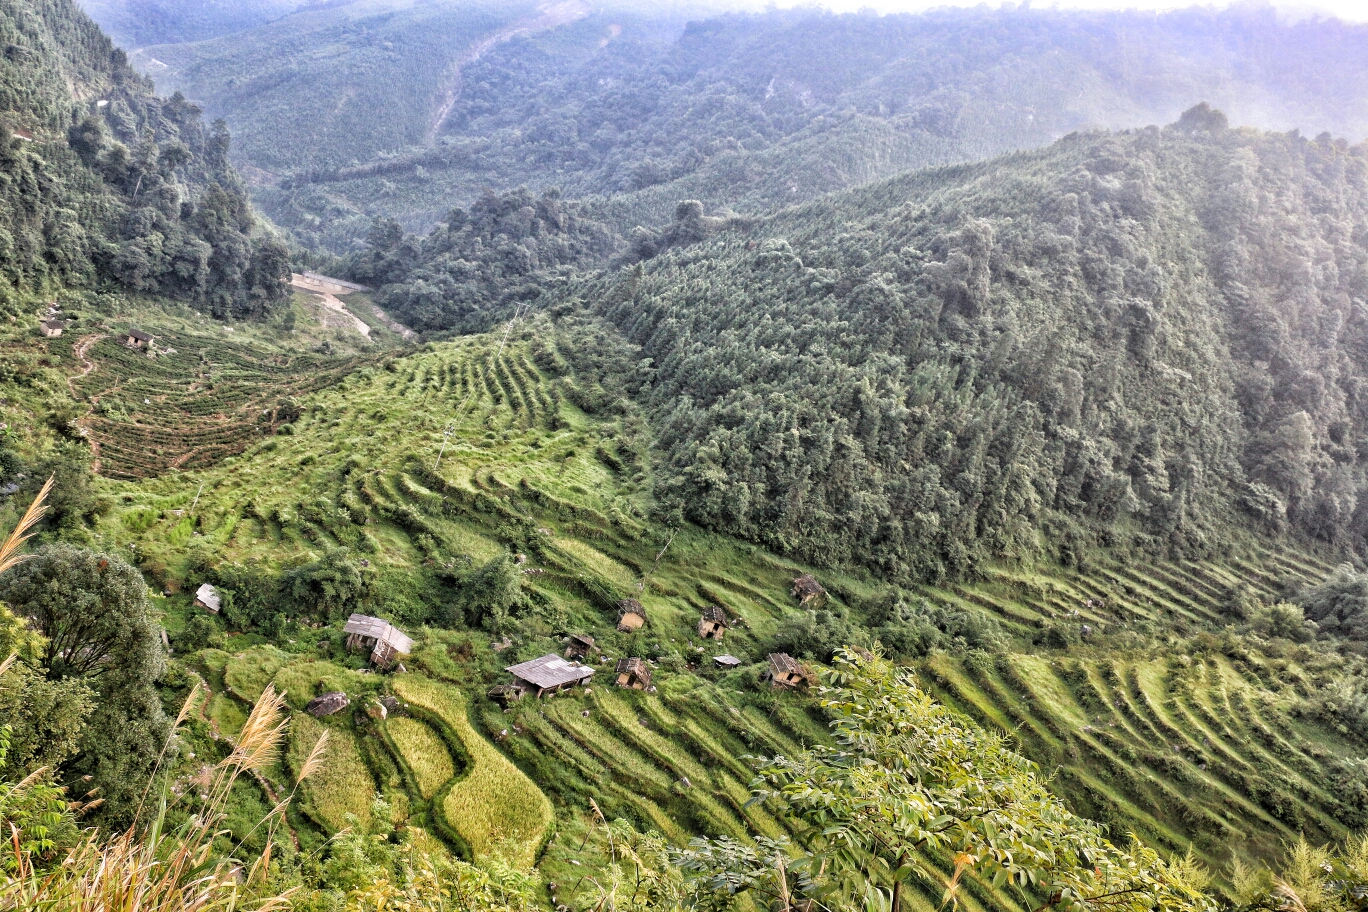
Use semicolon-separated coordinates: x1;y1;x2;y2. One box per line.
129;1;1368;251
0;0;289;317
77;0;297;49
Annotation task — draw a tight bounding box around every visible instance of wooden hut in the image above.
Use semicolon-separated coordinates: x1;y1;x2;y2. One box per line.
194;583;221;614
40;319;65;338
617;598;647;632
713;654;742;670
791;574;826;606
765;653;808;689
505;654;594;697
125;328;155;353
698;605;728;640
564;633;597;661
343;613;414;669
614;657;652;690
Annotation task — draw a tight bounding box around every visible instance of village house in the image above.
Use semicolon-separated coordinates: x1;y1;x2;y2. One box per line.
614;657;652;690
791;574;826;606
505;654;594;697
617;598;647;632
712;654;742;670
194;583;221;614
126;328;155;353
698;605;729;640
40;319;66;338
765;653;808;689
343;613;414;669
564;633;597;661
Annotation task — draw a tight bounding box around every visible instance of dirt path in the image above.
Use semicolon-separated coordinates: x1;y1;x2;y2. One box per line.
426;0;588;143
290;274;370;338
69;333;106;473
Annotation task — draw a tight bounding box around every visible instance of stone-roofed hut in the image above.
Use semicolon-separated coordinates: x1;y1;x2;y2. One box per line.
505;654;594;697
791;574;826;606
194;583;221;614
614;657;652;690
765;653;808;689
126;328;154;351
40;319;66;338
305;692;349;717
344;613;413;669
617;598;647;632
698;605;728;640
564;633;597;661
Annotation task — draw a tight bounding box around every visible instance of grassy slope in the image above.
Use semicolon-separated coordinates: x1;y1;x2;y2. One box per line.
9;296;1364;902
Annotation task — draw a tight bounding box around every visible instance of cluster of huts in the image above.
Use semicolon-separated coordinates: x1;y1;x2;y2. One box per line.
191;567;824;713
488;572;824;703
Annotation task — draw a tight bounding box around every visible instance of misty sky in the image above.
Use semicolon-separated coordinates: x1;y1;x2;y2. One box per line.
764;1;1368;23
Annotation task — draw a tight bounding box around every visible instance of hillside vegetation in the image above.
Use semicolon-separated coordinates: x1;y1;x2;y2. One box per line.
548;111;1368;583
0;0;289;316
137;2;1368;249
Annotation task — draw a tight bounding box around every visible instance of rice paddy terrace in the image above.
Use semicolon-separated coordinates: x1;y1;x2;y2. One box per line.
88;317;1363;895
69;325;370;480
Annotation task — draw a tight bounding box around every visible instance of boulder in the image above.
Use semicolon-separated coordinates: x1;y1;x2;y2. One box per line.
305;692;350;717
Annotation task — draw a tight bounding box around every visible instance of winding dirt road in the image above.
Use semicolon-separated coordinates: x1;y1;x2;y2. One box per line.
426;0;589;143
69;333;107;473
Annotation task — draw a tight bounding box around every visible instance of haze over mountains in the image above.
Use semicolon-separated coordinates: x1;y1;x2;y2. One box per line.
86;0;1368;251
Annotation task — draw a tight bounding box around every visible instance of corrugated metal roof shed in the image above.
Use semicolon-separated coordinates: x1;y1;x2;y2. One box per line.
506;654;594;690
195;583;221;612
344;613;413;655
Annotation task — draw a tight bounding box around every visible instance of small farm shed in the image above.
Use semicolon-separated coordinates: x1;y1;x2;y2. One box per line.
698;605;728;640
765;653;808;689
617;598;647;632
344;613;414;669
194;583;221;614
614;657;652;690
564;633;597;660
126;328;154;351
791;574;826;606
505;654;594;697
713;654;742;670
40;319;65;338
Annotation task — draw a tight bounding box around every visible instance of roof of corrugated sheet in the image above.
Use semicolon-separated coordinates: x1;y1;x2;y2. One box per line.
506;654;594;689
343;613;413;654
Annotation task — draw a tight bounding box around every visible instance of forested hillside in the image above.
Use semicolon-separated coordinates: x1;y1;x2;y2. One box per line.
135;2;1368;251
77;0;297;49
0;0;289;317
532;109;1368;582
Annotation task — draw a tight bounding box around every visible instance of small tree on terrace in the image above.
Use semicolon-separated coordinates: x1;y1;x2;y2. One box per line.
681;648;1212;912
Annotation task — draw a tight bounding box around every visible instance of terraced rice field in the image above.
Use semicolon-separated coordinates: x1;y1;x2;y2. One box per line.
916;548;1350;869
287;713;377;833
71;328;368;479
387;717;455;798
393;675;553;865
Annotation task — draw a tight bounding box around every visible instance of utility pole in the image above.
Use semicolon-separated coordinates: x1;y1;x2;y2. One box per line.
637;529;676;592
189;481;205;514
495;303;530;358
433;422;454;472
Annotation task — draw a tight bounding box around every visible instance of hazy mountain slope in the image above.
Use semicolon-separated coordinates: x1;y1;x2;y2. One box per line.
76;0;297;49
566;110;1368;581
0;0;289;316
142;3;1368;250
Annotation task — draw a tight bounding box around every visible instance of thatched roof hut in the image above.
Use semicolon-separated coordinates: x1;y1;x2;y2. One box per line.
698;604;728;640
615;657;652;690
617;598;647;632
791;574;826;606
766;653;808;688
564;633;597;660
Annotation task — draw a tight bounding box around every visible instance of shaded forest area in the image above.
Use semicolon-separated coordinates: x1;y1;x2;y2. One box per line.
553;109;1368;582
0;0;289;317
